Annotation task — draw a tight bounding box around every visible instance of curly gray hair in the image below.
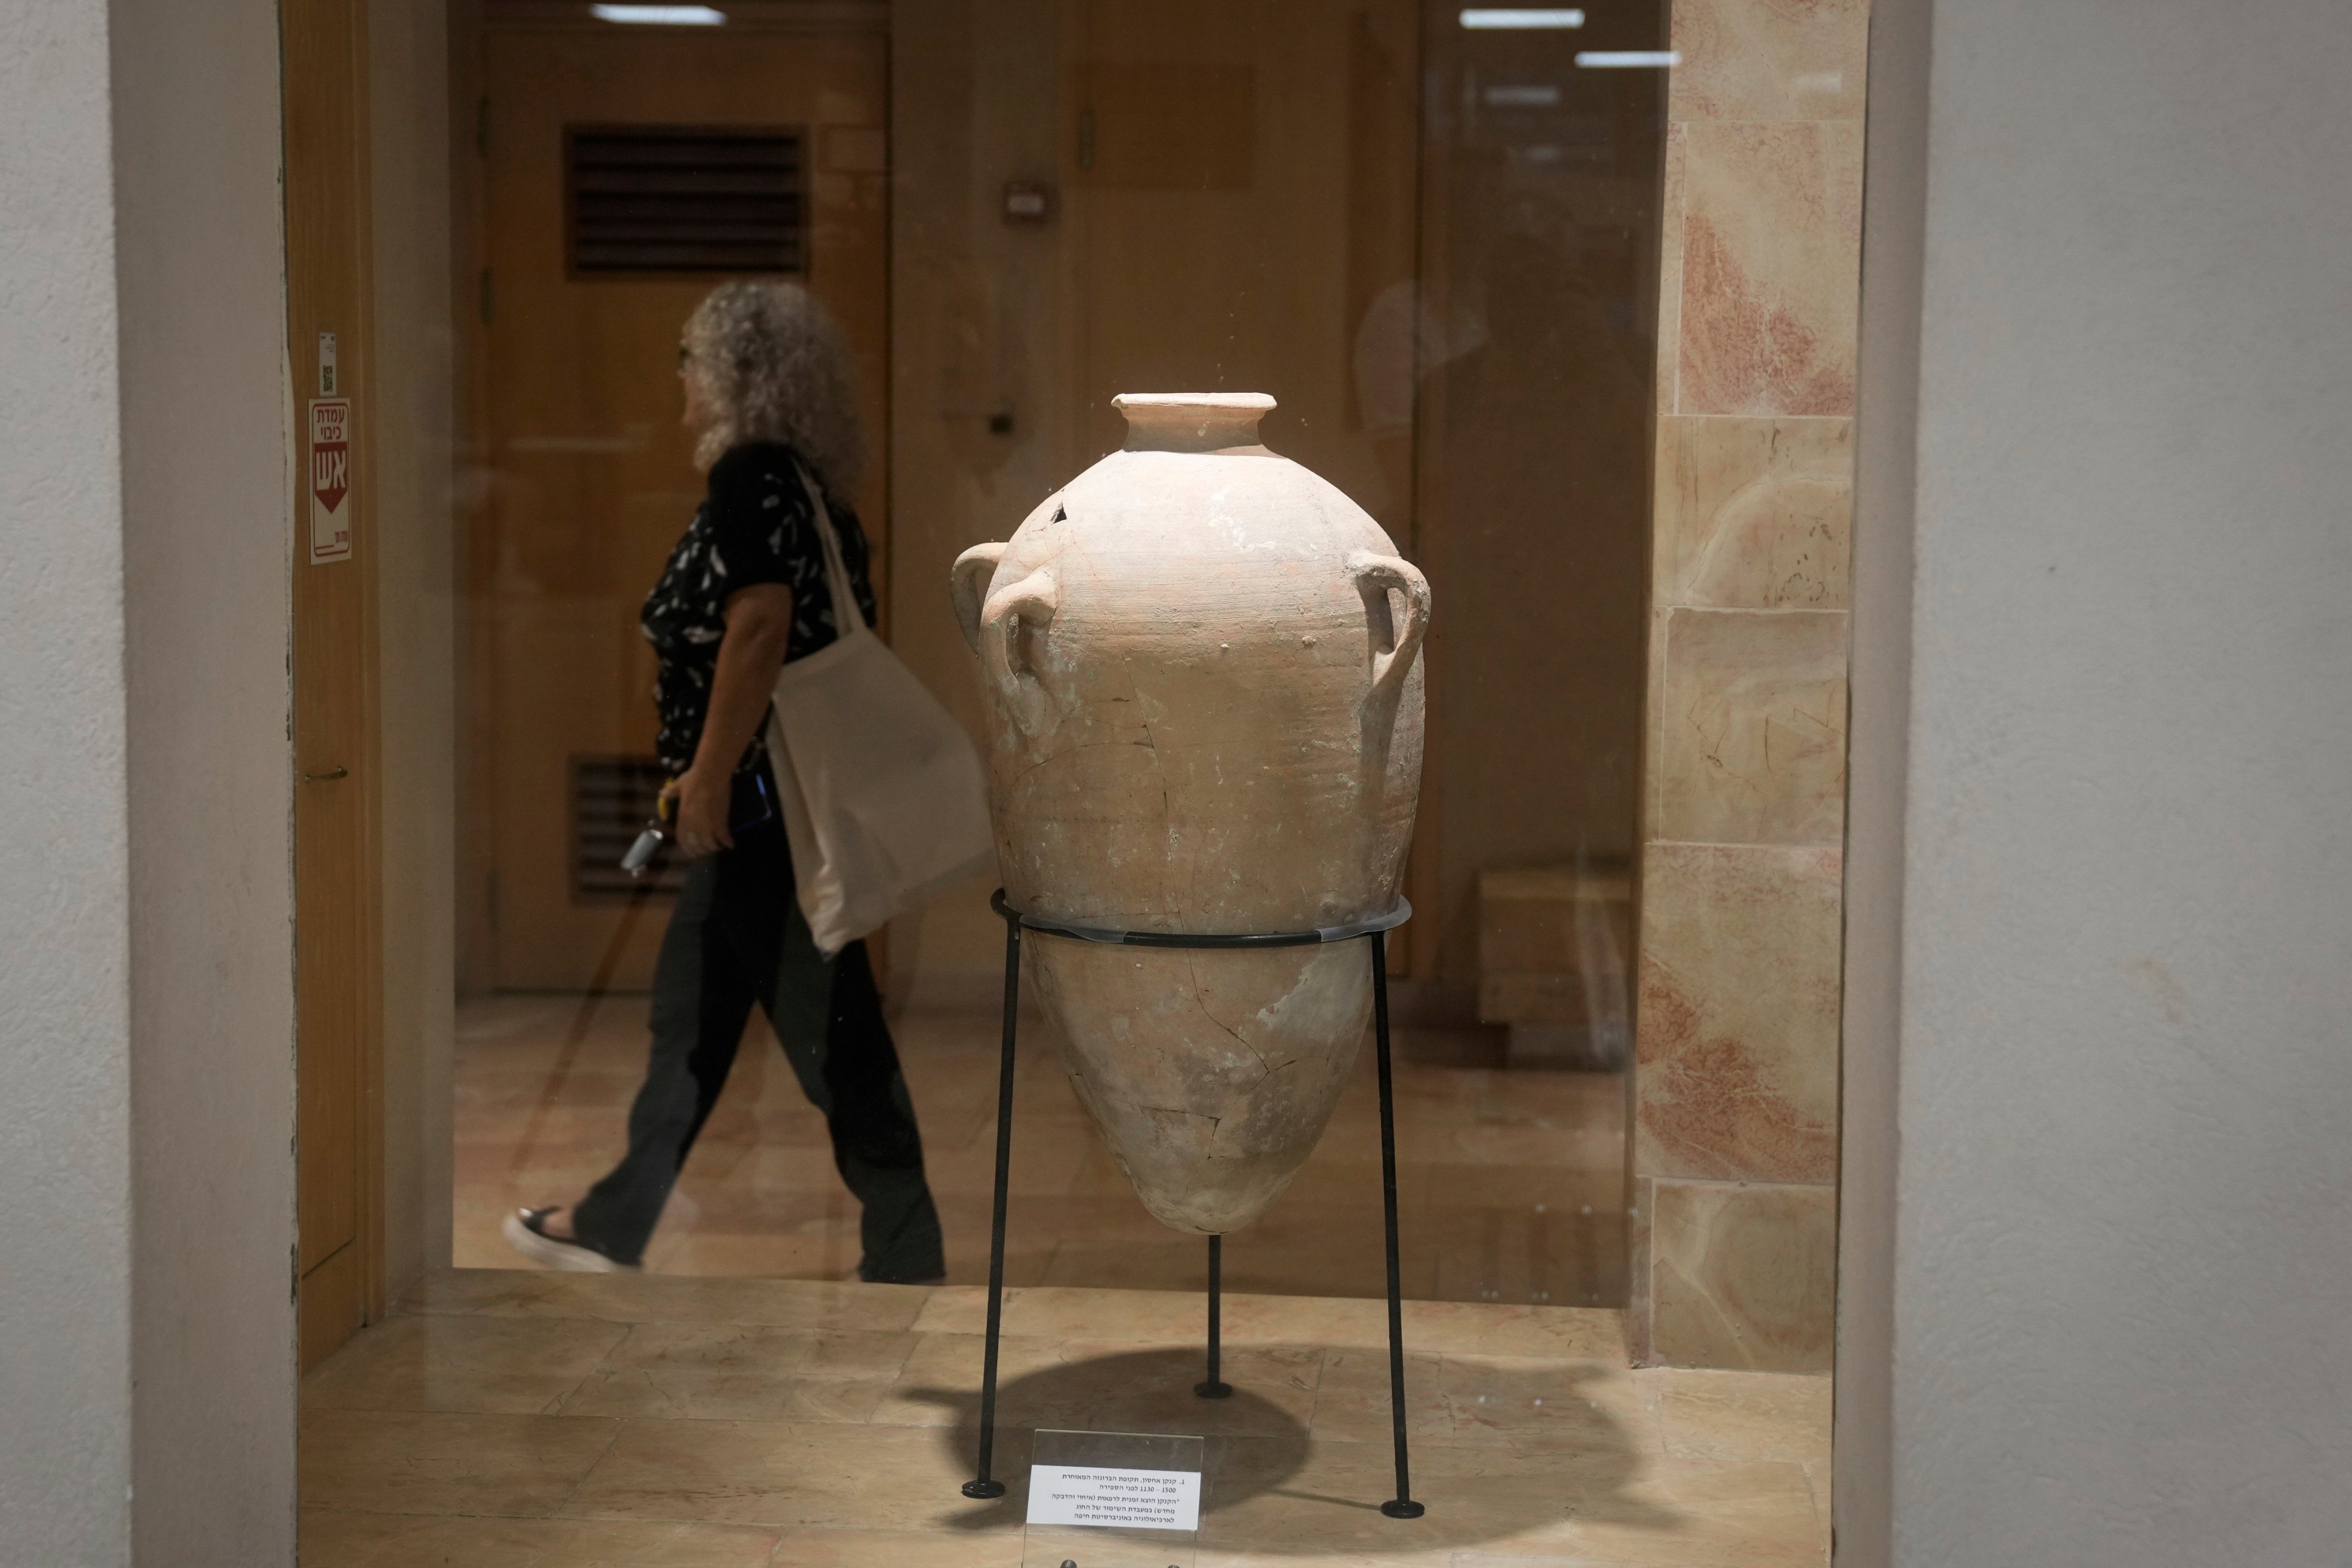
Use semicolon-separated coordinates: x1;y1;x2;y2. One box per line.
682;280;864;497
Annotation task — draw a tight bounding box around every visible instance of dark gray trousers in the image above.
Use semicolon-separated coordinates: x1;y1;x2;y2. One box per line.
570;800;944;1281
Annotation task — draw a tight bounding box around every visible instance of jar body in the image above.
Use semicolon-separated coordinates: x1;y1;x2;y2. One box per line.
953;395;1428;1233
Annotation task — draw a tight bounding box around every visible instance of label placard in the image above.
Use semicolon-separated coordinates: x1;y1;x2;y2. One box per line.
308;397;353;564
1025;1465;1202;1532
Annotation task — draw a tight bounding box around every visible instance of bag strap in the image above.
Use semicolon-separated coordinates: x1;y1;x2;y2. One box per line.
793;462;863;638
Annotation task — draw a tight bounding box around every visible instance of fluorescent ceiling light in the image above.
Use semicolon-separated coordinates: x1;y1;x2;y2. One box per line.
1484;83;1563;106
1461;9;1585;28
591;4;725;22
1575;49;1681;67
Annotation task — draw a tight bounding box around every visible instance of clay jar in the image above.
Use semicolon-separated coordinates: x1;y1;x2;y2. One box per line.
951;395;1430;1235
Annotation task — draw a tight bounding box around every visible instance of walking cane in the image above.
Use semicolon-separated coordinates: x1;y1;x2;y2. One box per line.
505;798;674;1175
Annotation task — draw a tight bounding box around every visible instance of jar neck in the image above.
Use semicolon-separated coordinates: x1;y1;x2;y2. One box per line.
1114;392;1275;453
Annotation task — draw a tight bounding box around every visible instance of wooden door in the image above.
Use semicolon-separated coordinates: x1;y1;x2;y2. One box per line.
284;0;384;1372
472;20;890;990
1064;0;1427;960
1065;0;1418;531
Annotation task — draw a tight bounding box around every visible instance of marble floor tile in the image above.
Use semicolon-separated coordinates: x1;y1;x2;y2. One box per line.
881;1334;1323;1442
564;1417;1027;1530
643;1231;862;1280
299;1408;620;1516
554;1320;916;1423
557;1324;908;1423
914;1284;1216;1343
902;1284;1627;1366
1557;1457;1824;1567
347;962;1801;1554
298;1511;779;1567
454;997;1628;1312
616;1320;921;1377
561;1368;894;1424
1205;1439;1820;1567
1647;1368;1831;1470
1222;1293;1412;1353
765;1525;1025;1566
300;1275;1828;1567
868;1331;1077;1427
1311;1350;1663;1460
300;1310;627;1415
1199;1433;1616;1559
403;1266;930;1333
1306;1349;1481;1449
1399;1301;1628;1361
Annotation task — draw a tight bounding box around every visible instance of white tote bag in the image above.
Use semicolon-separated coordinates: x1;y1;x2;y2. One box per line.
764;466;995;954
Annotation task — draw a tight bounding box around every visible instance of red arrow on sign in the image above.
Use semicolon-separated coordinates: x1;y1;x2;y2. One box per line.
312;441;349;516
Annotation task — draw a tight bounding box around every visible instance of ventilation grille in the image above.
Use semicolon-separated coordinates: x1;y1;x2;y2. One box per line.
566;126;804;276
572;755;683;899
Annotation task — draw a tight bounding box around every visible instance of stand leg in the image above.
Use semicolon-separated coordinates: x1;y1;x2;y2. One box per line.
1372;934;1425;1520
961;905;1022;1501
1196;1234;1232;1398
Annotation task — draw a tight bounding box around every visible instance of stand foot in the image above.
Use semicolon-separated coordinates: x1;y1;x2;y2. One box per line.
1381;1499;1426;1520
961;1478;1007;1500
1195;1380;1233;1399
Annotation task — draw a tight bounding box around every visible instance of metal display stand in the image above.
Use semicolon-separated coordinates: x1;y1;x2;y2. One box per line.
961;889;1426;1521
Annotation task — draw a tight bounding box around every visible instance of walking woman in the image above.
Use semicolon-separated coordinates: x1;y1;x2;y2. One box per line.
505;281;945;1284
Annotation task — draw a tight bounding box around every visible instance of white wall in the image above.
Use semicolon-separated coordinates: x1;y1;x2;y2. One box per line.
0;0;298;1562
1844;0;2352;1561
114;0;300;1559
0;5;137;1561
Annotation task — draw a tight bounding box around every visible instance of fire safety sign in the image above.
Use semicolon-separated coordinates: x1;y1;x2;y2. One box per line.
308;397;353;564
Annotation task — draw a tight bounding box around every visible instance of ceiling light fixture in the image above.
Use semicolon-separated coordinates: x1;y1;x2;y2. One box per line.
1460;9;1586;28
1575;50;1681;67
590;4;726;24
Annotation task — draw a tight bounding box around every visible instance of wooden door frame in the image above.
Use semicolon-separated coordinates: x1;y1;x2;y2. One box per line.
284;0;390;1362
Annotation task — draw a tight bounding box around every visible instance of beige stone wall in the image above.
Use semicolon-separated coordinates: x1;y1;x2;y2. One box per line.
1629;0;1867;1370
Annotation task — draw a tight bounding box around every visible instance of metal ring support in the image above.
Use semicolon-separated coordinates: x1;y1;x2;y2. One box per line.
988;887;1411;949
961;887;1425;1520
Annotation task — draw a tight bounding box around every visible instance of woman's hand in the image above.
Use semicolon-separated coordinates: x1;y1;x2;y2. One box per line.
671;581;795;858
665;767;733;859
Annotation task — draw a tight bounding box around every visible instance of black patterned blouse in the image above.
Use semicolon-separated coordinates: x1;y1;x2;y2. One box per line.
640;440;878;775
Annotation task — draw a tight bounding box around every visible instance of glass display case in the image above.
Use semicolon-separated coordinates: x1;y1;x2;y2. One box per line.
293;0;1857;1560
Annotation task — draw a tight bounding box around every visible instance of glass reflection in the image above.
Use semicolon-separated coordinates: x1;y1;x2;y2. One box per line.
455;0;1666;1313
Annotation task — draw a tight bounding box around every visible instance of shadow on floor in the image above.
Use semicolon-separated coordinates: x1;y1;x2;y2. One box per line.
899;1346;1681;1556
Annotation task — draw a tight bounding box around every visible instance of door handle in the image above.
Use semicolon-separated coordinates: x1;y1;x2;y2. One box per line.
302;766;349;783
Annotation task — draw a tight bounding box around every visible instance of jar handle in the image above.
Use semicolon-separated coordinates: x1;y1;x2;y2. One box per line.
1351;552;1432;704
949;542;1007;652
982;568;1060;735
